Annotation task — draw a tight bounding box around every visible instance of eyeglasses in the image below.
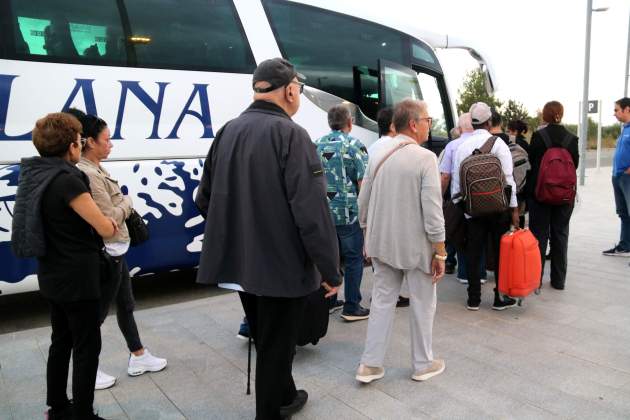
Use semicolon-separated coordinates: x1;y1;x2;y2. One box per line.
418;117;433;126
288;81;305;94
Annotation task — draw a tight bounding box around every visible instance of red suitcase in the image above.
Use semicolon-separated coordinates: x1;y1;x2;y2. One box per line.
498;229;542;298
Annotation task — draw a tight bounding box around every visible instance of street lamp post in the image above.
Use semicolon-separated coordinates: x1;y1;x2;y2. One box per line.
579;1;608;186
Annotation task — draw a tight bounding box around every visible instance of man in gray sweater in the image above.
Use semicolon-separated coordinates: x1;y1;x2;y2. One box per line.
356;99;446;384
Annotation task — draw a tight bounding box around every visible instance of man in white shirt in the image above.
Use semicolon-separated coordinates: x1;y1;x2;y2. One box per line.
451;102;519;311
367;106;396;158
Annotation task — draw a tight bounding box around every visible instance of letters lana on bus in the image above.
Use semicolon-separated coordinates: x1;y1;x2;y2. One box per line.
0;74;214;141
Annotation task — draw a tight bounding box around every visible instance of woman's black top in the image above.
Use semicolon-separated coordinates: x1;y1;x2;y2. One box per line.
526;124;579;199
38;170;101;302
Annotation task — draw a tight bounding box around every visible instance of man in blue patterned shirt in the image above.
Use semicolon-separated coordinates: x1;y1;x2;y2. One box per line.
315;105;370;321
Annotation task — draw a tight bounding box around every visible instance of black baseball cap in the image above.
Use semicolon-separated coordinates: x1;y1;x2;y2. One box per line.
252;58;305;93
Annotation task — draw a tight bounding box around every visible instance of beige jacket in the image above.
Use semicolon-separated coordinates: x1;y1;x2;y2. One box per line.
77;157;132;244
358;134;445;274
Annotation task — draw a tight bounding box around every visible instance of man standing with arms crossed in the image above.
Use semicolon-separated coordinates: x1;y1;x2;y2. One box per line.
195;58;341;419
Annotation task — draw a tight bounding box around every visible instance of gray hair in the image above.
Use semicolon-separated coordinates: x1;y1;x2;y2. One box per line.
449;127;461;139
327;105;352;130
457;112;473;132
392;99;428;133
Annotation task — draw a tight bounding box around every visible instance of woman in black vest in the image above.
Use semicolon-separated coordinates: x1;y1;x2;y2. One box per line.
13;113;117;419
526;101;579;290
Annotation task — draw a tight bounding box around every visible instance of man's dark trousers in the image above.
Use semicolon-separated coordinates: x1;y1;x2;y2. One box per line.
464;213;510;305
528;199;573;289
239;291;307;420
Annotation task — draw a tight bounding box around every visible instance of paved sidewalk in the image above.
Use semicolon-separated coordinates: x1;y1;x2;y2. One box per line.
1;168;629;420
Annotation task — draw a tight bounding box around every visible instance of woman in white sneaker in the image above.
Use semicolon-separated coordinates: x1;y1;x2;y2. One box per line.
70;109;168;390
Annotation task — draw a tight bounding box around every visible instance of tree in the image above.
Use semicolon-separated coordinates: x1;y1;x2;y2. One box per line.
456;69;502;115
501;99;530;128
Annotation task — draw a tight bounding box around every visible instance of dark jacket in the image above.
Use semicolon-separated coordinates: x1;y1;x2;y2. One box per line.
195;101;341;298
526;124;579;199
11;157;78;258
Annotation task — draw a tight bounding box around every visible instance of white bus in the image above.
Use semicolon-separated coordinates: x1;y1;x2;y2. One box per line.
0;0;495;295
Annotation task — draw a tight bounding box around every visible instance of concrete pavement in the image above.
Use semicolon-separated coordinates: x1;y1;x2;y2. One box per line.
1;167;629;420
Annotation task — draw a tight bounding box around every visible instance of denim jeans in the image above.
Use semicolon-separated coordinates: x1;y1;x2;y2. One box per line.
612;173;630;250
446;244;457;266
335;222;364;313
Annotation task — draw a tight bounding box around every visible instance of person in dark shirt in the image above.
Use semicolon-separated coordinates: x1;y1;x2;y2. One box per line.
489;107;510;145
14;113;117;420
507;119;530;153
526;101;579;290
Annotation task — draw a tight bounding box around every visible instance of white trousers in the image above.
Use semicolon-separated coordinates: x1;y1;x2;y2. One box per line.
360;258;437;371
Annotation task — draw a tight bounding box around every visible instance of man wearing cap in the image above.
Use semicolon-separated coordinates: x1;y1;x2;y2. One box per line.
315;104;370;321
195;57;341;419
451;102;519;311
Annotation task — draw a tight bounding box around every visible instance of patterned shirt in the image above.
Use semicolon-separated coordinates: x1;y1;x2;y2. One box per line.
315;130;368;226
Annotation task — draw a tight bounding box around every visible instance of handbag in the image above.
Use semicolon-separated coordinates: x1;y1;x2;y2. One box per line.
126;209;149;246
443;199;466;251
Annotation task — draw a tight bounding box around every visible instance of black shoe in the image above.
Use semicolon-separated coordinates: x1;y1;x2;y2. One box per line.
46;400;74;420
341;307;370;322
396;296;410;308
236;318;249;340
602;245;630;257
466;299;480;311
492;297;518;311
280;389;308;418
329;299;344;314
550;282;565;290
445;263;455;274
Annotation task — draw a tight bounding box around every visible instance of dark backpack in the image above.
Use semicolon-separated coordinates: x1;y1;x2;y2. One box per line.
459;136;508;217
535;128;576;205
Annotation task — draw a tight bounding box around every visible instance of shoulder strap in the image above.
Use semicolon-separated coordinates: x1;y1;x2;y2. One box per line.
372;140;415;180
539;127;553;149
479;136;498;154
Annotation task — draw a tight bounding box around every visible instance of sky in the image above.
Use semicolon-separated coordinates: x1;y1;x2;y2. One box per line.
310;0;630;126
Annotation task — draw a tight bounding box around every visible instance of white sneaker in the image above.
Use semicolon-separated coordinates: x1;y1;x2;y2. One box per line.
95;369;116;390
458;278;487;284
127;348;167;376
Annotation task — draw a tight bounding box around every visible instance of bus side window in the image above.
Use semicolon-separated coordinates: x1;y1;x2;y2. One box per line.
264;0;406;121
124;0;256;73
7;0;126;65
417;72;448;138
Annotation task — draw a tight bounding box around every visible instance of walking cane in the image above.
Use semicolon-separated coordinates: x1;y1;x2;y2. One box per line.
246;335;252;395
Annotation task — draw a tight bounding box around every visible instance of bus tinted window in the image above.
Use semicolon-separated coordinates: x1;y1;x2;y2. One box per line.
124;0;255;72
8;0;125;63
4;0;256;73
264;0;406;120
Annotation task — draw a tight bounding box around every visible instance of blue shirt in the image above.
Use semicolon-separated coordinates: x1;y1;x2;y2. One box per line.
314;131;368;225
613;122;630;176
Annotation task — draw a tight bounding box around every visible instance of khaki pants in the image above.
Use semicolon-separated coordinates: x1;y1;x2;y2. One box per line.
361;258;436;371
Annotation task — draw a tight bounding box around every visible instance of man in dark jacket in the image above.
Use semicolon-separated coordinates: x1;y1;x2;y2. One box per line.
195;58;341;419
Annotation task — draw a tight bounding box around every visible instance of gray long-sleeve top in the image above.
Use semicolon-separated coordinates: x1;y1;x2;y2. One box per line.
359;134;445;274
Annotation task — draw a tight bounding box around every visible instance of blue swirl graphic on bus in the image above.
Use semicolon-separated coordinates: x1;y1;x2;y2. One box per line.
0;159;206;286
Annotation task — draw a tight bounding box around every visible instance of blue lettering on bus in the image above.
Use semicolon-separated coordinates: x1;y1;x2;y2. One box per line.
112;81;169;140
0;75;31;140
61;79;98;116
166;83;214;139
0;74;214;141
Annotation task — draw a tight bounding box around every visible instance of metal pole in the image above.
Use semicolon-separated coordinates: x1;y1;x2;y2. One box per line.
625;8;630;97
596;100;602;170
579;0;593;186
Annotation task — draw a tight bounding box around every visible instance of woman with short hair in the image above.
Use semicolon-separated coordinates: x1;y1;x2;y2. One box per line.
12;112;117;419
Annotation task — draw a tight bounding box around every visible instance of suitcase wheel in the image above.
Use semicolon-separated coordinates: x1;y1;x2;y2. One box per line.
534;288;541;295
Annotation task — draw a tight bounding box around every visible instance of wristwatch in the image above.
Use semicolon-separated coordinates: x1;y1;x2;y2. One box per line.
433;253;447;261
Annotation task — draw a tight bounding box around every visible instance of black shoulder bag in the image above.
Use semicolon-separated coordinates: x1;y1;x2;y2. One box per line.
126;209;149;246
